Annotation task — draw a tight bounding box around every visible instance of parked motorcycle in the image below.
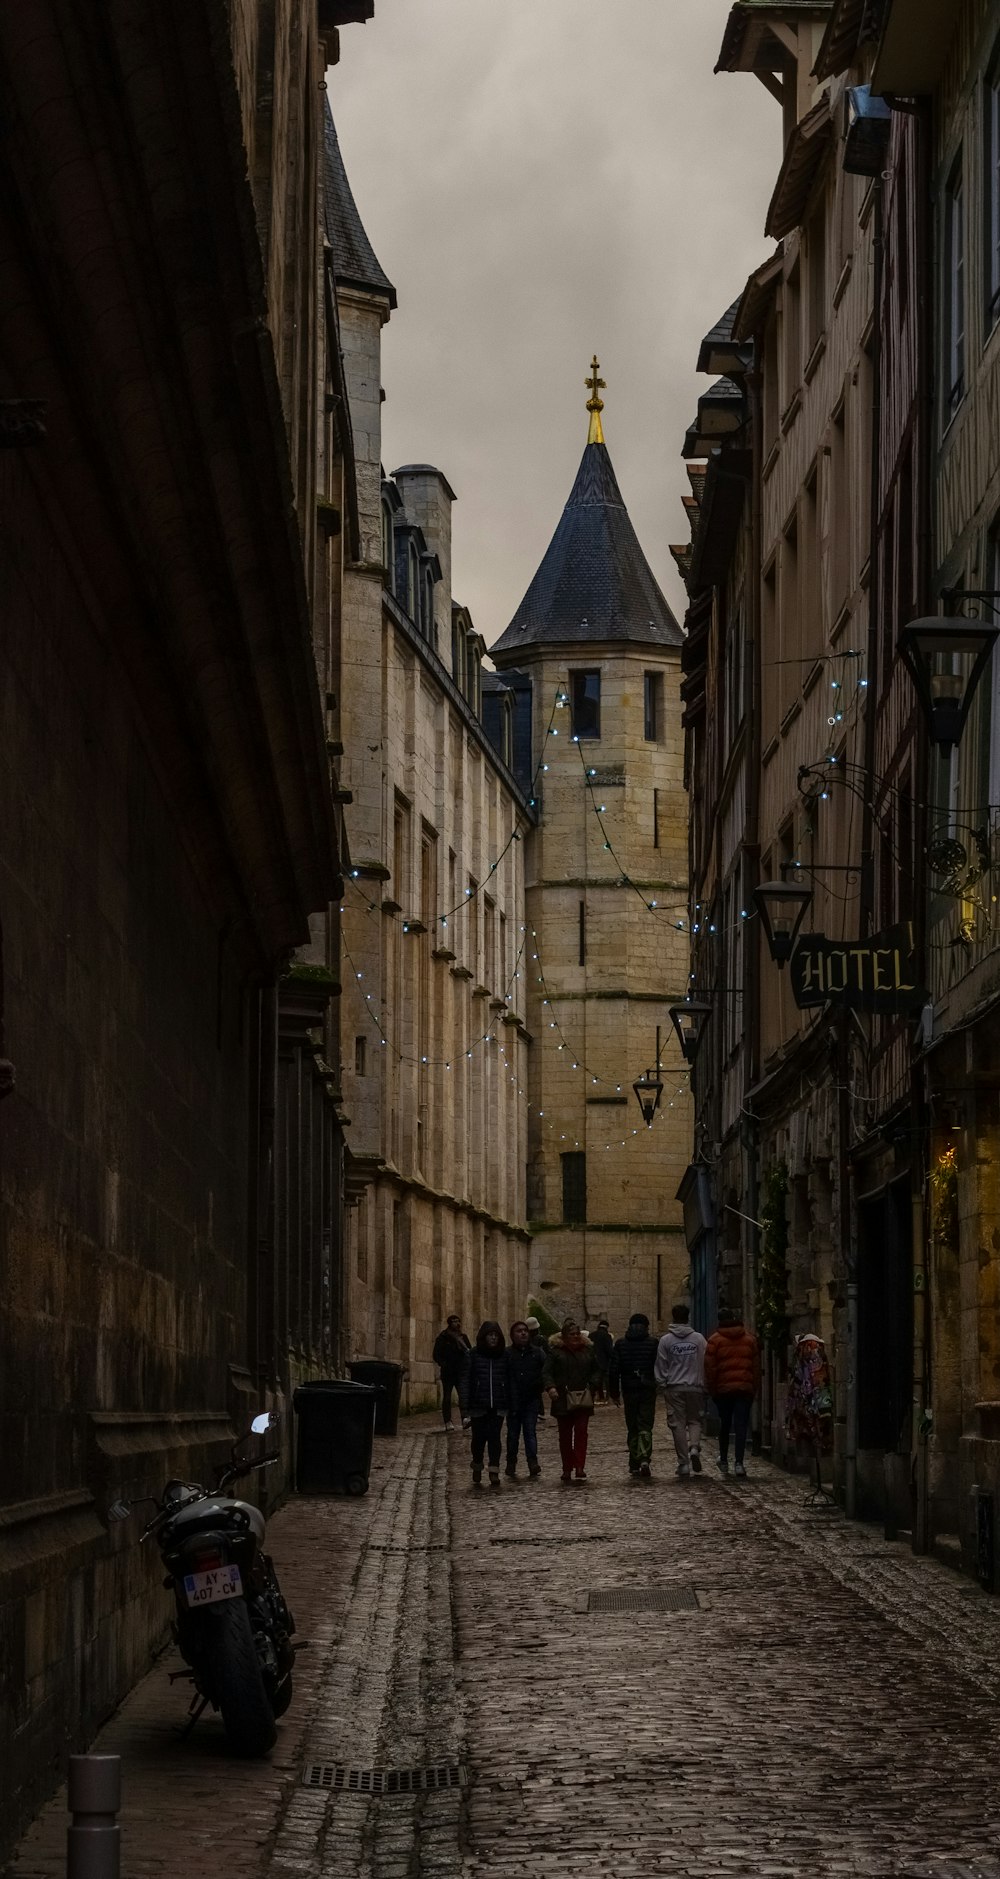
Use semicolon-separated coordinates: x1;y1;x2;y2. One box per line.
109;1411;296;1755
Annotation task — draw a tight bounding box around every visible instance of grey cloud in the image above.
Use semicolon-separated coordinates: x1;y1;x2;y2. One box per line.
331;0;778;637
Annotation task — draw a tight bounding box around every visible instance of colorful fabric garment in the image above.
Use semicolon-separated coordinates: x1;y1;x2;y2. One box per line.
785;1333;834;1452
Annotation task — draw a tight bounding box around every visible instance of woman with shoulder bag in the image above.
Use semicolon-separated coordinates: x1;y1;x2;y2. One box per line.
542;1319;601;1484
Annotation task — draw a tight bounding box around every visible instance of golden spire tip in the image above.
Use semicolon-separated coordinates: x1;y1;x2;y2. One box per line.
585;353;606;445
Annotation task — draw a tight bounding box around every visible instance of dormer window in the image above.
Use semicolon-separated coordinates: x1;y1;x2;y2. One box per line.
452;616;467;690
381;500;395;593
422;566;435;643
468;642;481;713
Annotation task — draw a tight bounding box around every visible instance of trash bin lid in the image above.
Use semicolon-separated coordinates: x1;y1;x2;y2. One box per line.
293;1379;377;1402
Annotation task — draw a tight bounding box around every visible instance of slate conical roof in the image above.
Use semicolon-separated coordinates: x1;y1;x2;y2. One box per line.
490;431;682;661
323;98;396;307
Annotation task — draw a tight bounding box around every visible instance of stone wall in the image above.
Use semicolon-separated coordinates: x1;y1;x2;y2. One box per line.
520;646;693;1332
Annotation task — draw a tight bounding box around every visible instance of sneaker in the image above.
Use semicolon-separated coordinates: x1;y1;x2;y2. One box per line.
628;1462;640;1476
560;1471;572;1485
639;1462;652;1479
527;1461;541;1478
733;1461;748;1479
472;1467;482;1488
504;1464;518;1480
445;1422;456;1432
690;1449;702;1475
574;1470;587;1482
488;1467;501;1488
716;1455;729;1476
676;1462;691;1480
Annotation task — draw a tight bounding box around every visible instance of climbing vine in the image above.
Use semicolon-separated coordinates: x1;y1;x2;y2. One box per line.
930;1143;959;1257
756;1160;790;1352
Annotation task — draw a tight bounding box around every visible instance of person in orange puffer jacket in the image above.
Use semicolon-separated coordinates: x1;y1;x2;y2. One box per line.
704;1308;761;1479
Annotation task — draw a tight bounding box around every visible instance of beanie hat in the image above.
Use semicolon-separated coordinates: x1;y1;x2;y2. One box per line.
525;1316;540;1331
628;1312;650;1327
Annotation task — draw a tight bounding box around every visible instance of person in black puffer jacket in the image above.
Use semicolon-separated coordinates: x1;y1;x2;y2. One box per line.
458;1322;511;1488
608;1313;660;1478
505;1321;547;1480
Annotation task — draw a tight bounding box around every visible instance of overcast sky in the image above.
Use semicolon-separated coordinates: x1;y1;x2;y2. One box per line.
329;1;779;644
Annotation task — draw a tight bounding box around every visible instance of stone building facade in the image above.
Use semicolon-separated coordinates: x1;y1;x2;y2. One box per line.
676;0;1000;1582
491;380;692;1336
0;4;372;1858
330;150;531;1402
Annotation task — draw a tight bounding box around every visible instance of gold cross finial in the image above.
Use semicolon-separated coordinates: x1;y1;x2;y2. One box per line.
585;354;605;444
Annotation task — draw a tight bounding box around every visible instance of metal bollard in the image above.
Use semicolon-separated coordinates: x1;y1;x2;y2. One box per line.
66;1754;121;1879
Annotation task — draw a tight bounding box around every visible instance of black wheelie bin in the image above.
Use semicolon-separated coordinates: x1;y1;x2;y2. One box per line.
292;1380;377;1494
347;1359;407;1436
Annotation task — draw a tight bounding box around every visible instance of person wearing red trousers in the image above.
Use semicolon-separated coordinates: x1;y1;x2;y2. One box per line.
543;1319;601;1483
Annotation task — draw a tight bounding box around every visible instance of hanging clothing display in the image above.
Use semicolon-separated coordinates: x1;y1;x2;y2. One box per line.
785;1332;834;1453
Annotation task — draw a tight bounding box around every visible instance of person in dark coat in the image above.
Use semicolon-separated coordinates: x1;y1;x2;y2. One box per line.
459;1321;511;1488
608;1313;660;1478
432;1314;472;1430
505;1320;546;1480
543;1320;601;1483
590;1317;615;1402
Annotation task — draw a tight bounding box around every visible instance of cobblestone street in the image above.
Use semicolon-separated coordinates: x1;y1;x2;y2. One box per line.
11;1412;1000;1879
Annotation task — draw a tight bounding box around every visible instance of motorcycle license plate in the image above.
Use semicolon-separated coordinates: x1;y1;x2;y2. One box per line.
181;1564;242;1607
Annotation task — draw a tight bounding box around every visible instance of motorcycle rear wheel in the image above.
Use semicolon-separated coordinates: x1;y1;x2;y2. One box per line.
204;1600;277;1756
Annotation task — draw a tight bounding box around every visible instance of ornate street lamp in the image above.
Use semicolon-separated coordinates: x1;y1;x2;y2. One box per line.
753;880;813;968
667;999;712;1064
898;616;999;753
632;1067;664;1128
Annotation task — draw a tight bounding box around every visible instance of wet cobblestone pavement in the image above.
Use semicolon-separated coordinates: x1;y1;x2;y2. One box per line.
10;1411;1000;1879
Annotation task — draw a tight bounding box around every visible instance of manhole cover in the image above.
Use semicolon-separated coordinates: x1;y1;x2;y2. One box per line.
302;1762;466;1796
587;1586;699;1613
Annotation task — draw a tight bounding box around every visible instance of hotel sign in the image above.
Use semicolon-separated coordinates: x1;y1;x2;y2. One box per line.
790;920;924;1014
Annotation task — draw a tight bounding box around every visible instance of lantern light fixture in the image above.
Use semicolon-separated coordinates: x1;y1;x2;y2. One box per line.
753;879;813;968
668;999;713;1064
631;1068;664;1128
897;615;999;753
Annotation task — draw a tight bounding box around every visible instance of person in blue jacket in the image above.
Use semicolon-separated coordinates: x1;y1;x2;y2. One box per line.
459;1321;511;1488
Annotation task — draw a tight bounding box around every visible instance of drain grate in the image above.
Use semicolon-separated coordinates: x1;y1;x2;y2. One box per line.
490;1533;614;1546
587;1585;699;1613
303;1762;466;1796
367;1543;448;1553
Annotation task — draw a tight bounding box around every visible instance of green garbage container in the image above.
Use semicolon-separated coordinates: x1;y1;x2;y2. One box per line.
347;1360;407;1437
293;1380;376;1494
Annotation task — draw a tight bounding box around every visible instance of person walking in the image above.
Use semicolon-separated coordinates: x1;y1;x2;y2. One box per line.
459;1321;511;1487
524;1316;547;1356
543;1319;601;1484
704;1306;761;1479
432;1314;472;1431
590;1317;615;1403
655;1304;708;1480
608;1312;660;1478
505;1320;546;1479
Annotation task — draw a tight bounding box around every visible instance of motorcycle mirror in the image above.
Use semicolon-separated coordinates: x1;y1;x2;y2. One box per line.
250;1411;278;1436
106;1499;132;1523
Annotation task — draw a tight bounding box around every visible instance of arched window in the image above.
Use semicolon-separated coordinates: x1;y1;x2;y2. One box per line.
422;567;435;643
381;500;395;591
500;695;512;766
407;544;419;621
452;616;467;690
467;641;481;714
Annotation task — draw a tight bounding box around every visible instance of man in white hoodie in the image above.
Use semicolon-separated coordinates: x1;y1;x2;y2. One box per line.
655;1304;708;1479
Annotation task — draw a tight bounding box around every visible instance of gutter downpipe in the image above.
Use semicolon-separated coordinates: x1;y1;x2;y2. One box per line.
850;173;885;1521
744;359;764;1437
911;96;934;1554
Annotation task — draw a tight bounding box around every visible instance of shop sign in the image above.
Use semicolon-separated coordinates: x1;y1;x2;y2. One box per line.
790;919;924;1013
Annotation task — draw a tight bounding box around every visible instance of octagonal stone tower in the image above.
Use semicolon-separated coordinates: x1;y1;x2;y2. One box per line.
490;365;692;1334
